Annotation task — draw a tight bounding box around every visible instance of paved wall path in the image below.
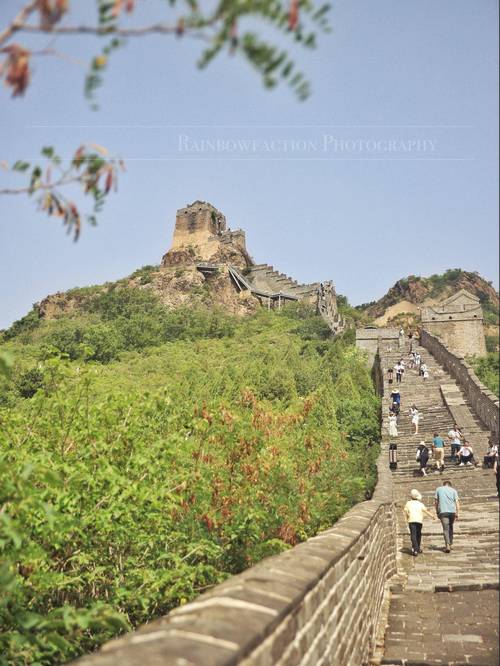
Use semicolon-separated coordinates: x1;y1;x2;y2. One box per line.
378;341;499;666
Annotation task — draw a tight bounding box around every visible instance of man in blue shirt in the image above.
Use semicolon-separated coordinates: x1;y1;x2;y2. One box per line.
435;481;460;553
432;432;445;472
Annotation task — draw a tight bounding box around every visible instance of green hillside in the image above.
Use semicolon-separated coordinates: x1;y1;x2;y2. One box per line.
0;292;380;665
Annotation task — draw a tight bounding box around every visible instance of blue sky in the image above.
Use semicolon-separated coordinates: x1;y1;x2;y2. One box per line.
0;0;498;329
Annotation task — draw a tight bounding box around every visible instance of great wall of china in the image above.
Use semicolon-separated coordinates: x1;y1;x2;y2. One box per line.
73;203;499;666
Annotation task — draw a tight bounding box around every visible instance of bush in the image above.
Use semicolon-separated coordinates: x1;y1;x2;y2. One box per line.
83;324;123;363
15;367;44;398
3;308;41;342
0;309;380;664
470;352;499;397
130;265;159;285
485;334;499;353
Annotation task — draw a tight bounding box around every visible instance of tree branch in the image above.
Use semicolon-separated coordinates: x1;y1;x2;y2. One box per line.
0;0;39;48
17;22;211;41
0;176;80;195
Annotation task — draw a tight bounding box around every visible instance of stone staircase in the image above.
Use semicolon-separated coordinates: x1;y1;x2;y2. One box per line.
378;342;499;665
245;264;319;299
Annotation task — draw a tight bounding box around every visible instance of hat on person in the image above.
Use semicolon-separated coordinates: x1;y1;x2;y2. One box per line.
410;489;422;500
419;441;426;446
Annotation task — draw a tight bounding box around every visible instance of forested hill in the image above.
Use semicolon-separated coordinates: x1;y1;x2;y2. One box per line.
0;295;381;664
357;269;499;330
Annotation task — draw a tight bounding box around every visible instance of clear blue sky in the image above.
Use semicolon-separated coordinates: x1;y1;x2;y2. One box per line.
1;0;498;329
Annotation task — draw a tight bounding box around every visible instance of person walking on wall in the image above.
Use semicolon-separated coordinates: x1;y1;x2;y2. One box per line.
432;432;445;473
387;366;394;385
448;424;462;463
416;441;430;476
388;411;398;438
494;455;500;498
410;405;420;435
435;480;459;553
404;489;435;556
395;361;404;383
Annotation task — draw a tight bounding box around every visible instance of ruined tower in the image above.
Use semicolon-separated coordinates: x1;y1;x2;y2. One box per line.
160;200;344;334
162;201;248;267
421;289;486;356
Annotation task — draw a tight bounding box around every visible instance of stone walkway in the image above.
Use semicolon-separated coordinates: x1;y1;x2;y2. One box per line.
383;590;499;665
378;342;499;666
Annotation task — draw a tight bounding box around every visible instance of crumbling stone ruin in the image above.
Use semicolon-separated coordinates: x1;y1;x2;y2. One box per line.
161;201;344;333
421;289;486;356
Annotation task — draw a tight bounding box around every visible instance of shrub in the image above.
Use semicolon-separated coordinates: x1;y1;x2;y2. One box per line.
0;309;380;663
3;308;41;342
15;366;44;398
83;324;123;363
485;334;499;353
470;352;499;397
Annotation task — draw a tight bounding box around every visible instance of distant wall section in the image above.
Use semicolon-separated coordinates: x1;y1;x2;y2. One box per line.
421;289;486;357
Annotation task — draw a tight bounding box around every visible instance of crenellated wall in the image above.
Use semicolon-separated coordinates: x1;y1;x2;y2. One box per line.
73;455;396;666
421;329;499;438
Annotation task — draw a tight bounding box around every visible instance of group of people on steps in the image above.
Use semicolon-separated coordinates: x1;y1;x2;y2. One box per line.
387;328;500;558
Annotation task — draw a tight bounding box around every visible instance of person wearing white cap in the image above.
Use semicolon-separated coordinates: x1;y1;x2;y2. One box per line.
403;489;436;556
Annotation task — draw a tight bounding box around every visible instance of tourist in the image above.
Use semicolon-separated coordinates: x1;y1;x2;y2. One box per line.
458;440;475;466
390;400;400;417
432;432;445;472
390;387;401;406
404;489;435;556
399;327;405;343
415;352;421;371
410;404;420;435
394;361;404;383
416;441;430;476
494;455;500;498
388;412;398;438
419;360;427;377
387;366;394;384
483;440;498;468
434;480;459;553
448;424;462;463
422;365;429;381
408;351;415;369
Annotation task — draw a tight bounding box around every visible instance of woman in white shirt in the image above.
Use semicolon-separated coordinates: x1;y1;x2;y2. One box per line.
388;412;398;437
410;404;420;434
404;489;435;556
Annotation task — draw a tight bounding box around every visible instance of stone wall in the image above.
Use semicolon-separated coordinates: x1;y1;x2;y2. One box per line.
422;318;486;357
73;455;396;666
356;328;400;367
421;329;499;438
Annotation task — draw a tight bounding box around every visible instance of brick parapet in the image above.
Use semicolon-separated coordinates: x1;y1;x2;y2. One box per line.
421;329;499;438
73;404;396;666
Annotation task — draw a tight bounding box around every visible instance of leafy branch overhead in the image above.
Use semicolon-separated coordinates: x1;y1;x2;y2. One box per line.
0;145;125;241
0;1;331;102
0;1;330;238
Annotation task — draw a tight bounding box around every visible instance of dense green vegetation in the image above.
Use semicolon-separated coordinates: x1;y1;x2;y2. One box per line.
470;352;499;397
0;292;380;665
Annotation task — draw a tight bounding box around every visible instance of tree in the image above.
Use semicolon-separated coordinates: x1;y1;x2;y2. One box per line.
0;0;331;238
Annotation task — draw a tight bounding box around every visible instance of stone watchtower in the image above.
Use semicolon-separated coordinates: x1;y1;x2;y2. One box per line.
163;201;248;267
421;289;486;356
